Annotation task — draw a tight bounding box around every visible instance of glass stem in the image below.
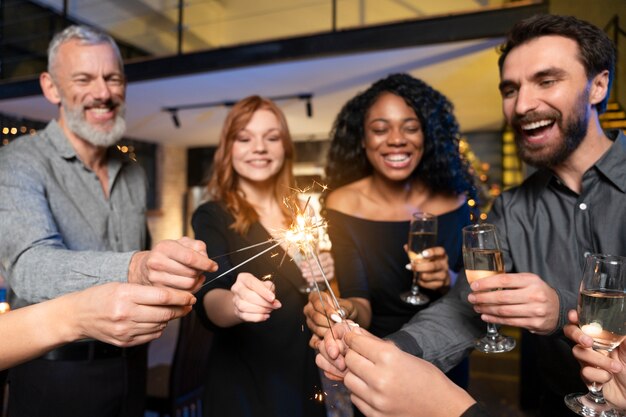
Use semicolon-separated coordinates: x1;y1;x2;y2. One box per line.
486;322;499;338
411;272;421;295
587;382;607;405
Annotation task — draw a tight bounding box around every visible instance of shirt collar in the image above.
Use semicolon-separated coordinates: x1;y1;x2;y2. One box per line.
526;130;626;194
45;119;78;160
44;119;127;179
594;130;626;193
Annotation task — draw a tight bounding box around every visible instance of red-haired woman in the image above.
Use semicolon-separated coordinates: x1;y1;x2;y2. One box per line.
192;96;331;417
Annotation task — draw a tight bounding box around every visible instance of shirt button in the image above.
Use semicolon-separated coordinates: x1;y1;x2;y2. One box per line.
579;203;587;210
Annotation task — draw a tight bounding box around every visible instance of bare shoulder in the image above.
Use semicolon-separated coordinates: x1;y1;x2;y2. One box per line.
422;192;467;216
326;179;368;214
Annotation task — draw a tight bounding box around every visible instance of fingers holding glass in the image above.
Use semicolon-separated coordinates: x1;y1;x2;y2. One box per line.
401;211;437;306
565;254;626;417
462;223;515;353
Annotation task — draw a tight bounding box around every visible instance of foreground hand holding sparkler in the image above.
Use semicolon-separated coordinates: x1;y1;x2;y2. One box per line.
314;319;361;382
304;291;358;345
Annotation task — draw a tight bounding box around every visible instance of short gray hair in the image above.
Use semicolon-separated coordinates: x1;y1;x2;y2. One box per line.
47;25;123;77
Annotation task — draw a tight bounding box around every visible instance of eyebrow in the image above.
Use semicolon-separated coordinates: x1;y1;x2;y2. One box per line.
238;127;281;136
263;128;281;135
532;67;568;80
499;66;568;92
367;117;419;124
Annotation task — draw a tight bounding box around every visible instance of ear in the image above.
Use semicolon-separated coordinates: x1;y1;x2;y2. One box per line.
40;72;61;105
589;69;610;108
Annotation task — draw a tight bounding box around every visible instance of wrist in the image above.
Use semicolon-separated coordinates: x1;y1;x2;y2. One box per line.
128;250;148;285
48;292;84;344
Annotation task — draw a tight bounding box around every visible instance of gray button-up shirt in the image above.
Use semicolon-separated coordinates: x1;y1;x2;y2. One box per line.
0;120;148;308
388;130;626;403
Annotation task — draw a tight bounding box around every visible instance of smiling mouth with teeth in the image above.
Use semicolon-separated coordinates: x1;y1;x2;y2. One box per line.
520;119;555;137
384;154;410;162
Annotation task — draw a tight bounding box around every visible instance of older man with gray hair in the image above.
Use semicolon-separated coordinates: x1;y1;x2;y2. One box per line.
0;25;217;417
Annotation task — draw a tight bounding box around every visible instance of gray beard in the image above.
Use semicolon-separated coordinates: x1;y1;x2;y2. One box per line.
63;101;127;147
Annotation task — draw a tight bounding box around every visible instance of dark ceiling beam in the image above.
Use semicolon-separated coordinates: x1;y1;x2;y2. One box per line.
0;2;547;100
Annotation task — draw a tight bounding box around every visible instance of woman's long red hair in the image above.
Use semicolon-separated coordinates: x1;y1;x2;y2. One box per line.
207;95;296;234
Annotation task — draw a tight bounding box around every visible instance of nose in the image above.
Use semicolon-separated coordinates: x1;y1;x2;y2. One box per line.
251;137;267;153
386;127;406;146
91;77;112;101
514;85;539;116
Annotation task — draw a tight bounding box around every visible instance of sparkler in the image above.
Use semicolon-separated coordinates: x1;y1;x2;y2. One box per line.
200;183;346;328
281;191;345;321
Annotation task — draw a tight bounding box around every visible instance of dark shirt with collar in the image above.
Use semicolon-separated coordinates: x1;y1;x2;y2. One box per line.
388;130;626;414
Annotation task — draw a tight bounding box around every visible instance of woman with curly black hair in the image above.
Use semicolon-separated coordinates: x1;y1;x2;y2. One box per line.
304;73;475;400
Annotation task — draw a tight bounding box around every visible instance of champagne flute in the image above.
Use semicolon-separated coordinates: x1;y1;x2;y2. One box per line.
462;223;516;353
401;211;437;306
565;253;626;417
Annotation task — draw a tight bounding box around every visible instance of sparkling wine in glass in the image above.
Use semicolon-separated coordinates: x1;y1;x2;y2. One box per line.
565;253;626;417
462;223;516;353
401;211;437;306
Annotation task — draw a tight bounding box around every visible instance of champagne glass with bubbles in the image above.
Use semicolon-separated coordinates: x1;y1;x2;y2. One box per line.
401;211;437;306
565;253;626;417
462;223;516;353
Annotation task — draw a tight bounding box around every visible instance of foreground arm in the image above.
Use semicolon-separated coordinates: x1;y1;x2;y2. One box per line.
384;275;483;371
343;328;479;417
0;282;196;370
565;310;626;409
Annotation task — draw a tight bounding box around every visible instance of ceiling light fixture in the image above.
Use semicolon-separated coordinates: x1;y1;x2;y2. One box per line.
163;93;314;128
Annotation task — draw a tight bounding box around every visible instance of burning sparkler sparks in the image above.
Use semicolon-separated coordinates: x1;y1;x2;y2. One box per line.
199;183;345;326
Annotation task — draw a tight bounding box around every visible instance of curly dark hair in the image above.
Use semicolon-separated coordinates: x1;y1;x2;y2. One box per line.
498;14;615;114
324;73;475;202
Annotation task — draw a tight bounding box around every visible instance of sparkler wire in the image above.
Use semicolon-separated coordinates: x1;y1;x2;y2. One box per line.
199;241;283;289
208;239;278;260
307;247;343;316
304;249;337;340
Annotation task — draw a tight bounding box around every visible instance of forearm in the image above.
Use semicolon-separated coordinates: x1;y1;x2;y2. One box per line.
0;293;81;370
387;281;482;371
9;247;132;304
202;289;243;328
